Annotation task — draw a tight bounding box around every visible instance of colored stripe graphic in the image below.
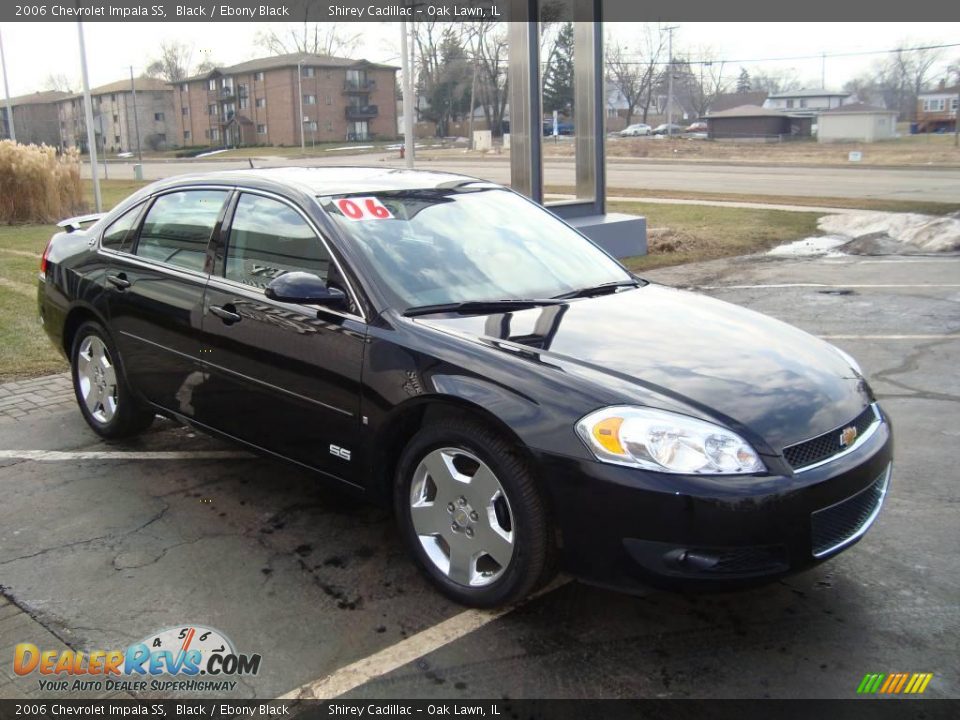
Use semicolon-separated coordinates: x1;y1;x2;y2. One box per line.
858;672;933;694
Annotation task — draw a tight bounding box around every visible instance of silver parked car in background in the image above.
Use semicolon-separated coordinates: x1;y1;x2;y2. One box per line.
620;123;652;137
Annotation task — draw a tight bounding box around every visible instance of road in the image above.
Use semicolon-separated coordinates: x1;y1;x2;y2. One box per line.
84;153;960;203
1;252;957;700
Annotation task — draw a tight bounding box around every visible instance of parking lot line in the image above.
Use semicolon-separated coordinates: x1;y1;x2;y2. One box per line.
0;450;252;461
278;577;571;700
700;283;960;290
818;334;960;340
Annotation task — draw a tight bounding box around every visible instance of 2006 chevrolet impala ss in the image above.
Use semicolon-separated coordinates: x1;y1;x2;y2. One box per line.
37;167;893;607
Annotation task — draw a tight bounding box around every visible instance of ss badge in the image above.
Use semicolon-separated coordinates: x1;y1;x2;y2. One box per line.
329;444;352;461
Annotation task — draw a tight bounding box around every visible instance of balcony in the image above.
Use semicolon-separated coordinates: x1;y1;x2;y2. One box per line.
345;105;378;120
343;78;376;93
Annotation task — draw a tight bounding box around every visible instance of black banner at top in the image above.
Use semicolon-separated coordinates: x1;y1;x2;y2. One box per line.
2;0;958;23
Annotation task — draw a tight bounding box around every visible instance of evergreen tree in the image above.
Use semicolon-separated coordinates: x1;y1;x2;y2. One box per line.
543;22;575;114
736;68;751;93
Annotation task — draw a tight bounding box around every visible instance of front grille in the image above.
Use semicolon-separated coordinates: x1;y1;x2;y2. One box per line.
783;405;878;470
811;465;890;557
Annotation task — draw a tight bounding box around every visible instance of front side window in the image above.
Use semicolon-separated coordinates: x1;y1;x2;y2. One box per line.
135;190;228;272
225;194;331;290
320;187;630;310
101;204;143;252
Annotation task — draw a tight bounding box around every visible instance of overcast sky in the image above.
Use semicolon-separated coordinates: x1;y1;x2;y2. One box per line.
2;21;958;97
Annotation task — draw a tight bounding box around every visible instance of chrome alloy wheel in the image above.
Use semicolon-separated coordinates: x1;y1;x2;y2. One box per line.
76;335;119;424
409;447;516;587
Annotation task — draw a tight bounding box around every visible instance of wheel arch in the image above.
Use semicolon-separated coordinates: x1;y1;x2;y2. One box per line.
61;303;109;359
366;395;536;505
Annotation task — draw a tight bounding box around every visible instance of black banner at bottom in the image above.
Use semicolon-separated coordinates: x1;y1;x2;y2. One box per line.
0;700;958;720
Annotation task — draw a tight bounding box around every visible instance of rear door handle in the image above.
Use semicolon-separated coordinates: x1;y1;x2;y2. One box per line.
106;273;130;290
209;304;241;325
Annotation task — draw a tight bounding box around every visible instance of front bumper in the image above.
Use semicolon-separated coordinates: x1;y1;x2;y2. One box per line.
536;409;893;591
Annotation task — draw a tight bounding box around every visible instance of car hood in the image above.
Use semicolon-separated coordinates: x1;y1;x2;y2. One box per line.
413;284;872;452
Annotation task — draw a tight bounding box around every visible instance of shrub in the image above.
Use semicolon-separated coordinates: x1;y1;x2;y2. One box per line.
0;141;84;224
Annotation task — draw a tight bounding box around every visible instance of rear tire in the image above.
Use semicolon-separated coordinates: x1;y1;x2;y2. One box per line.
395;416;556;607
70;321;154;439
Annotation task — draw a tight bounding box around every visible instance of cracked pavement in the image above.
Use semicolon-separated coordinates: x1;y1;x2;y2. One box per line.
0;252;957;699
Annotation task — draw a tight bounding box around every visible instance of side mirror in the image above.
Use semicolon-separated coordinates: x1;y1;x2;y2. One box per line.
265;272;347;308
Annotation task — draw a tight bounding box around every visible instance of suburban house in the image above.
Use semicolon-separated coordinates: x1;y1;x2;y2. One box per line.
705;105;812;140
56;77;176;153
916;82;959;133
0;90;70;147
763;89;853;114
173;53;399;147
817;103;898;143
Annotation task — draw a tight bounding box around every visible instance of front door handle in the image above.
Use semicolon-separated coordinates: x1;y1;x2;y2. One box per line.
106;273;130;290
209;304;241;325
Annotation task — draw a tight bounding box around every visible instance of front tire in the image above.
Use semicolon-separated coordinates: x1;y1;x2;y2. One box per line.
395;417;556;607
71;321;154;439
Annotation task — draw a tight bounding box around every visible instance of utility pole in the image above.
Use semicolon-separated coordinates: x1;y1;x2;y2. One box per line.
297;59;305;154
0;28;15;143
400;20;414;168
821;52;826;89
129;66;142;164
665;26;678;138
77;22;101;212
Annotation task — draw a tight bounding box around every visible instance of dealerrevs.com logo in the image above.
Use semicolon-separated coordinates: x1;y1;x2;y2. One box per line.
13;625;261;693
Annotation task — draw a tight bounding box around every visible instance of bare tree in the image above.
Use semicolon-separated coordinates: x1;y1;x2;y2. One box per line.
463;21;508;136
749;68;802;95
145;41;196;82
255;22;361;57
893;44;944;121
670;50;731;119
43;73;76;93
605;26;666;126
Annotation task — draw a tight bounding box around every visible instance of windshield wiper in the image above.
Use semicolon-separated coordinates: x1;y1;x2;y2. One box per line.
552;278;644;300
403;299;564;317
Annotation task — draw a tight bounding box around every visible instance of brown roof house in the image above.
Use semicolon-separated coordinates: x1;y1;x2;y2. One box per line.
817;103;897;143
706;105;812;141
0;90;71;147
173;53;399;148
56;77;176;153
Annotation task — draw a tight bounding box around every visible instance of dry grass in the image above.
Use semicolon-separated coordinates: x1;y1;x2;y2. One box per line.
0;179;147;380
0;141;84;224
550;133;960;167
610;201;822;272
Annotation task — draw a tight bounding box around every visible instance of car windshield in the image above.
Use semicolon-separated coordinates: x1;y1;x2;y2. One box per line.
318;187;632;310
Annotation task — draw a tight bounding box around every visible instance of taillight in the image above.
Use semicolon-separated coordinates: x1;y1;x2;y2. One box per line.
40;237;54;276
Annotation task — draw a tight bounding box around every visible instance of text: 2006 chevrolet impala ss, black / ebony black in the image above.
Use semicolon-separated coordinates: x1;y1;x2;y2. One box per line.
37;167;893;607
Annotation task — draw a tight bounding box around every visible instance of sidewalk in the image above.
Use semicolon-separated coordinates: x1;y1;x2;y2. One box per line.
0;374;73;423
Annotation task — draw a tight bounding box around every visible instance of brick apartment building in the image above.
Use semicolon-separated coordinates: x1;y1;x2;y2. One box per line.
56;77;176;153
0;90;70;146
173;53;399;147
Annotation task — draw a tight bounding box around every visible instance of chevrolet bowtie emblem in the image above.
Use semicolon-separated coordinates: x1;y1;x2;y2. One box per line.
839;426;859;448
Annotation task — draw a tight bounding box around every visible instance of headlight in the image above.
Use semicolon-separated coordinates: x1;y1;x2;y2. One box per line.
575;406;766;474
829;344;862;375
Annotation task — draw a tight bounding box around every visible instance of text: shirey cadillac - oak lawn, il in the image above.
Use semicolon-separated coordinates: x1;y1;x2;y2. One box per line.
37;167;892;607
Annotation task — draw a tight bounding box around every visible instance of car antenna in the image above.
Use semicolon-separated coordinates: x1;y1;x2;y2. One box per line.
248;158;255;169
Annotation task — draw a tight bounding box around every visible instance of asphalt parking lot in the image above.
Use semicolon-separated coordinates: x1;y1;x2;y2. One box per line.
1;251;957;700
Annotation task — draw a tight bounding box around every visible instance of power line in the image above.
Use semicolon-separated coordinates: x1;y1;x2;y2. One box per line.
610;41;960;68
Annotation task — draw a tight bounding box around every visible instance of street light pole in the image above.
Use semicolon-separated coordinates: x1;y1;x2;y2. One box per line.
129;66;142;164
665;26;678;139
0;28;15;143
297;59;305;154
400;20;415;168
77;22;101;212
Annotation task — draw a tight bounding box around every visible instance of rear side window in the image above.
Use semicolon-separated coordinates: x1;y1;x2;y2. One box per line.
100;204;142;252
224;193;330;289
136;190;228;272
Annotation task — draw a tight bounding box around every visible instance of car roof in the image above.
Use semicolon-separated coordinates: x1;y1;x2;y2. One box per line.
143;166;492;197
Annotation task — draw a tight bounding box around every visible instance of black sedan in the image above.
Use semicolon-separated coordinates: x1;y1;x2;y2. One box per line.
37;168;892;607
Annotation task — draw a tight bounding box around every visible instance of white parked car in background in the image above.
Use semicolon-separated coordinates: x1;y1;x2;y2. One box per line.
620;123;652;137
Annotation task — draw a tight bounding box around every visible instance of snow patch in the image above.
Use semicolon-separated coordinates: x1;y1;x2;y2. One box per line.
817;211;960;254
767;236;850;257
